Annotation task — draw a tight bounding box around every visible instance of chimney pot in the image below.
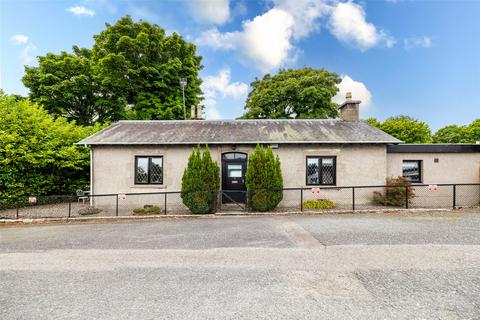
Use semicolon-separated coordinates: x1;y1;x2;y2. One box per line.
346;92;352;100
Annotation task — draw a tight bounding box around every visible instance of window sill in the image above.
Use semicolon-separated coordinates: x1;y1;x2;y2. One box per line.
130;184;166;189
304;185;337;188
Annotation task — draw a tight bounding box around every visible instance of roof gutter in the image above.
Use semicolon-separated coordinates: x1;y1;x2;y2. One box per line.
75;140;401;146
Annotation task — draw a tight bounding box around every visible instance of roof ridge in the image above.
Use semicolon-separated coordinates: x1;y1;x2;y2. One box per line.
117;118;344;123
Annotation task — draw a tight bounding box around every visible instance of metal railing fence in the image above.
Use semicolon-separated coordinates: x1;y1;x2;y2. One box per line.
0;183;479;219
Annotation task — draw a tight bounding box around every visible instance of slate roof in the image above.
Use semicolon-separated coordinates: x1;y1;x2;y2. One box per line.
77;119;401;145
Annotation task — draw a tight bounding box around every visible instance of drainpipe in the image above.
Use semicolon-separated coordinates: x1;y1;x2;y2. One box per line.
88;146;94;206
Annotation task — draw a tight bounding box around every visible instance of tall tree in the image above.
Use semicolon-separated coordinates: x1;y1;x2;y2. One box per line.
23;16;203;125
241;68;341;119
23;51;102;126
433;119;480;143
367;115;432;143
432;125;470;143
469;119;480;143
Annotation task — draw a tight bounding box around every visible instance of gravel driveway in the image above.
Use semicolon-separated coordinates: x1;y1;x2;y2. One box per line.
1;212;480;319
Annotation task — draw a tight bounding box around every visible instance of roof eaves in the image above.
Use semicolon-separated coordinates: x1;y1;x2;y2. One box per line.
83;140;401;146
75;122;122;146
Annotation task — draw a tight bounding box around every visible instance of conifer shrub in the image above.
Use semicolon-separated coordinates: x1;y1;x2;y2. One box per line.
372;176;415;207
245;145;283;211
181;145;220;214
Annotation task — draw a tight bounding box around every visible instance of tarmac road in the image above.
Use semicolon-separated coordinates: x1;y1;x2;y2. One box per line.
1;212;480;319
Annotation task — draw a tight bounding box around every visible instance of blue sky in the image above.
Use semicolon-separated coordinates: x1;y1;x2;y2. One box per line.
1;0;479;130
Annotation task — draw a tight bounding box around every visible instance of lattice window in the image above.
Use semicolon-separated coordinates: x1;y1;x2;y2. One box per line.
150;158;163;183
321;158;335;185
402;160;421;183
306;156;336;185
306;158;319;185
135;156;163;184
135;157;149;184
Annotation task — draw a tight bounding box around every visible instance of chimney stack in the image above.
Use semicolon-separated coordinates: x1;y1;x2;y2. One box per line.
339;92;361;122
190;105;205;120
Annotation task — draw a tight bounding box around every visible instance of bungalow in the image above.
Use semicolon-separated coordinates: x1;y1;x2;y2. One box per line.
78;95;480;209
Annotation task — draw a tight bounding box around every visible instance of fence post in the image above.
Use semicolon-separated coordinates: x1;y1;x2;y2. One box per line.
16;202;19;219
115;194;119;216
352;187;355;211
300;189;303;212
212;190;217;214
244;190;248;213
68;198;71;218
164;192;167;215
453;184;457;209
405;186;409;209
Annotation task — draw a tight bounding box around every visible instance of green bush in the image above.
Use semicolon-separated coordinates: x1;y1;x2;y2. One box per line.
246;145;283;212
78;207;102;216
303;199;336;210
132;205;161;215
372;176;415;207
181;145;219;214
0;92;104;203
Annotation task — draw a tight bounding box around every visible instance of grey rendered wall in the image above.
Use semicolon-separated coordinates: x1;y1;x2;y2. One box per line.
90;144;387;212
92;144;388;194
387;153;480;207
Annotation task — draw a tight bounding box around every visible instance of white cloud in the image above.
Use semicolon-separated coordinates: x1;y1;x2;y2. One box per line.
332;75;372;109
197;8;296;71
328;2;395;50
10;34;29;45
404;36;432;50
196;28;238;50
203;98;222;120
197;1;393;71
240;8;296;71
190;0;231;25
10;33;37;65
271;0;329;39
201;68;249;119
196;1;395;71
68;6;95;16
202;68;249;99
20;43;38;65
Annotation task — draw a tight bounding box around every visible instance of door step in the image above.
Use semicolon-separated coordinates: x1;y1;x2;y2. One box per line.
220;203;246;212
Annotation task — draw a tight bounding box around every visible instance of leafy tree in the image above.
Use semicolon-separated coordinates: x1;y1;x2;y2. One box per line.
22;50;113;126
365;117;381;128
92;16;203;120
0;92;103;201
181;145;219;214
241;68;341;119
367;115;432;143
245;145;283;211
432;125;470;143
23;16;203;125
469;119;480;143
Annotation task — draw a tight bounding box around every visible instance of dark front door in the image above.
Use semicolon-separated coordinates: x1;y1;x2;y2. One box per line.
222;152;247;203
